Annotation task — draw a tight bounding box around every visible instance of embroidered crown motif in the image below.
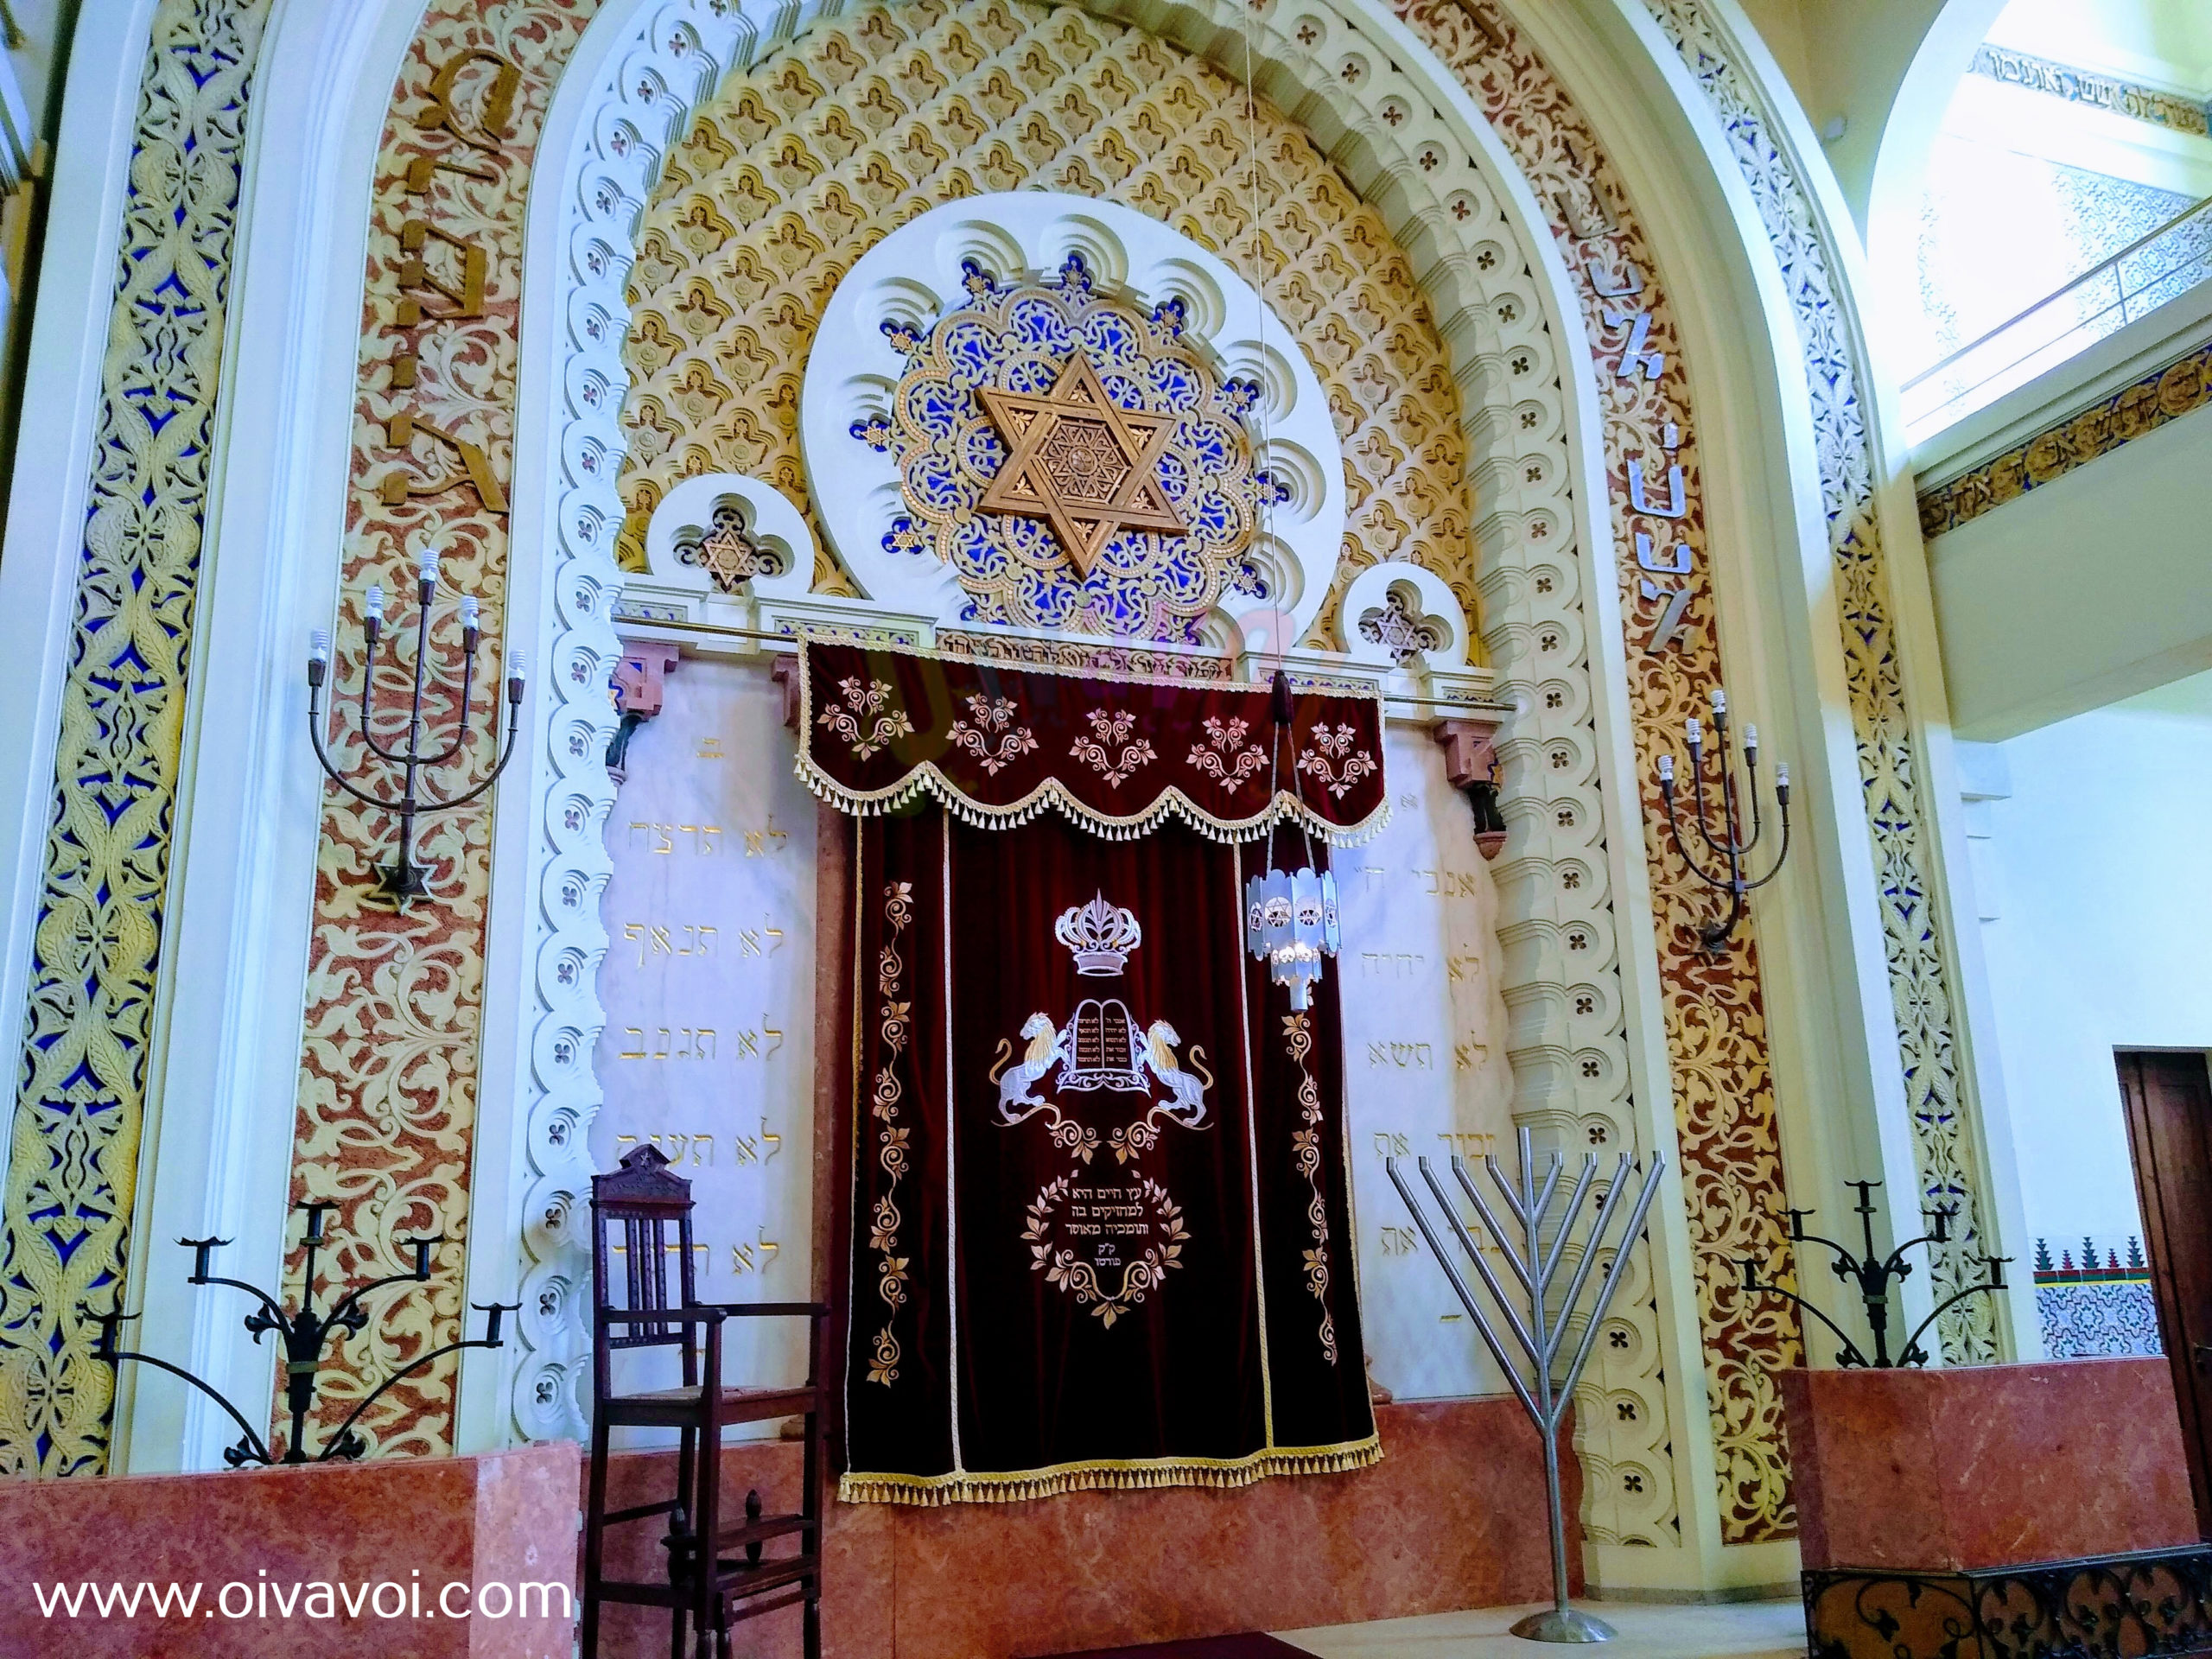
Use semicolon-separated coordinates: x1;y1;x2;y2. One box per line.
1053;893;1142;977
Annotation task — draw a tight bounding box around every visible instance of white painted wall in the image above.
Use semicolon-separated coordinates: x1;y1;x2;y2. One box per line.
1973;667;2212;1262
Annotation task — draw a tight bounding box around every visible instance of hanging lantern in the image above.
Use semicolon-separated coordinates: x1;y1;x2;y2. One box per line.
1244;864;1340;1011
1243;670;1343;1010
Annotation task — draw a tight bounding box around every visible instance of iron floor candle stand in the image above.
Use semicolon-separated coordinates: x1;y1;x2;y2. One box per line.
1389;1128;1666;1643
1738;1179;2011;1368
307;544;525;907
1656;686;1790;953
87;1200;516;1465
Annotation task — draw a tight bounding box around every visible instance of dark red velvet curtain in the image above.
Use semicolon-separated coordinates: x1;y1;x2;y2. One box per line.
842;806;1376;1504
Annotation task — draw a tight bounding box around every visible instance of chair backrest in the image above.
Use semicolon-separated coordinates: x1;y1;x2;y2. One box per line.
590;1144;703;1392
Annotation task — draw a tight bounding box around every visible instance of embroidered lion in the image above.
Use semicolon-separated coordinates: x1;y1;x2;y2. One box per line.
1142;1020;1211;1127
995;1012;1065;1123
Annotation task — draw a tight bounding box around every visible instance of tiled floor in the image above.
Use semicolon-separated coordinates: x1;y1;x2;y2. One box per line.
1277;1599;1806;1659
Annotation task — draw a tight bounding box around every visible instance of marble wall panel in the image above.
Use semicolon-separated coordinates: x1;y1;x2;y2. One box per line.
1337;728;1517;1402
592;658;818;1424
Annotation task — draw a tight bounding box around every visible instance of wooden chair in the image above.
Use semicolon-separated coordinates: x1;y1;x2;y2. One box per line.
582;1144;828;1659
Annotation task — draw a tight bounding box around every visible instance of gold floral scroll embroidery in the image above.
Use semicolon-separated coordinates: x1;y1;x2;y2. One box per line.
1281;1012;1337;1366
868;880;916;1386
1068;709;1156;789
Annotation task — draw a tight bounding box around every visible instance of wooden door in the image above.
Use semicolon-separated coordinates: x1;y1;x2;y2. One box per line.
2117;1049;2212;1536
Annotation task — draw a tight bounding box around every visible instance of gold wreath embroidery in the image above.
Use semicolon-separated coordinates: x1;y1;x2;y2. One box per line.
1295;722;1377;800
1281;1011;1338;1365
1069;707;1157;787
868;880;916;1385
949;693;1039;776
1185;715;1267;793
1022;1174;1190;1329
820;675;915;760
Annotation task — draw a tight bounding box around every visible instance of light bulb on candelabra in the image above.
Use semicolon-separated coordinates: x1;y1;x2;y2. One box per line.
304;563;524;907
1655;686;1791;952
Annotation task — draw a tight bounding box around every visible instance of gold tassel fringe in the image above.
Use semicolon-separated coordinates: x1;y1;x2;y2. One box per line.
838;1437;1383;1506
796;756;1391;849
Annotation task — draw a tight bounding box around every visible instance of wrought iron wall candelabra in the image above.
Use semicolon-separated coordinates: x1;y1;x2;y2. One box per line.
1656;686;1790;952
1390;1130;1666;1644
307;545;524;906
1738;1179;2010;1369
89;1201;515;1466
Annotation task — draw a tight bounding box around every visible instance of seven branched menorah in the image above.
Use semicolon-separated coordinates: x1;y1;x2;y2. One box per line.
1389;1130;1665;1643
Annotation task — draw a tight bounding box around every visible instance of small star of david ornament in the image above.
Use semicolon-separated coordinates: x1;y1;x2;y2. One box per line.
975;354;1188;575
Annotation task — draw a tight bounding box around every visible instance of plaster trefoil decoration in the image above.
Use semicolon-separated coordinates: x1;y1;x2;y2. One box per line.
799;191;1346;652
1643;0;1999;1367
0;0;274;1481
531;0;1672;1553
1339;562;1491;728
627;473;820;623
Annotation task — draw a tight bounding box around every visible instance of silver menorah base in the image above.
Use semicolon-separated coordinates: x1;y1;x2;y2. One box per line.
1511;1607;1618;1643
1390;1129;1666;1646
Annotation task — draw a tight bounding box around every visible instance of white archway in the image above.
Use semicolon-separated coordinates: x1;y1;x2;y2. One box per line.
493;0;1683;1550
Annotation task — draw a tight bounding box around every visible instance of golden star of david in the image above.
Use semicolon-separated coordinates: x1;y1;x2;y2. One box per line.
975;355;1188;576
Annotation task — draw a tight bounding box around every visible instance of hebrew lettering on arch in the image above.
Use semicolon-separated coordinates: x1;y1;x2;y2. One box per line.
396;219;486;325
415;48;521;155
381;411;509;514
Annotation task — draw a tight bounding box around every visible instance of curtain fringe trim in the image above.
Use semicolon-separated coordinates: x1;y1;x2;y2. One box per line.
838;1438;1383;1506
797;758;1390;849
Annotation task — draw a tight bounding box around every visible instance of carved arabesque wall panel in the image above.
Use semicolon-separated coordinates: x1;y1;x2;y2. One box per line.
1643;0;1997;1367
0;0;274;1479
1383;0;1805;1542
613;0;1478;647
278;0;601;1460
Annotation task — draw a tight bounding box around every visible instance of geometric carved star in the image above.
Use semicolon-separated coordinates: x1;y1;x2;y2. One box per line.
976;354;1188;576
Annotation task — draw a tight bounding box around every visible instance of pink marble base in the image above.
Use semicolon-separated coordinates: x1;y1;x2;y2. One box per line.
592;1397;1567;1659
0;1441;579;1657
1782;1359;2199;1570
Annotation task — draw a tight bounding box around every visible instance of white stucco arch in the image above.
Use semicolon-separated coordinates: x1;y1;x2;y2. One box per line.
1862;0;2011;372
0;0;1961;1593
497;0;1687;1553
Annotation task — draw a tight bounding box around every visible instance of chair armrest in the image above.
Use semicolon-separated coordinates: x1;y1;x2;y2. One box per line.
696;1300;829;1319
595;1306;728;1328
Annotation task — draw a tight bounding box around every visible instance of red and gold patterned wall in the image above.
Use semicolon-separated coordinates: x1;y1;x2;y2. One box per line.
1389;0;1804;1540
279;0;602;1458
